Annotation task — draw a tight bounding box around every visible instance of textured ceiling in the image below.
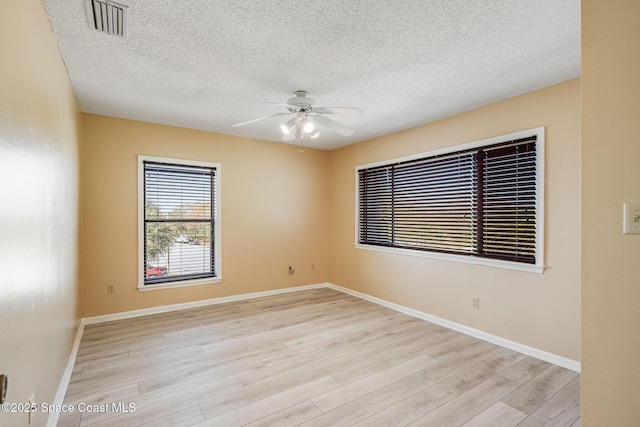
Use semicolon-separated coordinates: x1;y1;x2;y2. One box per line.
42;0;580;150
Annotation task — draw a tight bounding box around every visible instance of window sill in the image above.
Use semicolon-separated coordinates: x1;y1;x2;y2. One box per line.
137;276;223;292
354;244;544;274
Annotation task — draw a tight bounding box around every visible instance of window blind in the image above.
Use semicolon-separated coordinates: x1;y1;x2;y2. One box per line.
358;136;538;265
480;139;537;263
143;161;217;285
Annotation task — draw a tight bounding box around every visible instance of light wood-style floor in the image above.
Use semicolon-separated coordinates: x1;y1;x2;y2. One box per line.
58;288;580;427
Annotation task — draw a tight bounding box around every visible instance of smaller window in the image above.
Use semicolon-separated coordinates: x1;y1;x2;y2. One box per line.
138;156;221;290
356;128;544;272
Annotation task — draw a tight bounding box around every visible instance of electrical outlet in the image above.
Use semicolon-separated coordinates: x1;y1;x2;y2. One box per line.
288;265;295;275
107;284;115;294
472;298;480;310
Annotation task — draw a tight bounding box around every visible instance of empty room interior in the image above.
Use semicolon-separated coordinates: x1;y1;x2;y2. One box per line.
1;0;639;426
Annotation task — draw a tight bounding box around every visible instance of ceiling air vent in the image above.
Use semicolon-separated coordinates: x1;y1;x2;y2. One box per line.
84;0;129;37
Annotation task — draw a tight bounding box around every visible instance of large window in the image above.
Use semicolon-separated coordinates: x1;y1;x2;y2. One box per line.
138;156;221;289
356;128;544;272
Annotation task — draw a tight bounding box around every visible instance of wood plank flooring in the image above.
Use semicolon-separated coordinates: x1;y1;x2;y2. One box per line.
57;288;580;426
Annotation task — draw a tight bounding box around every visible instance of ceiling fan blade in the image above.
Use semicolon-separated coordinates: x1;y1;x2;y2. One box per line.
313;115;355;136
282;131;296;141
231;112;289;128
264;102;301;111
313;106;365;115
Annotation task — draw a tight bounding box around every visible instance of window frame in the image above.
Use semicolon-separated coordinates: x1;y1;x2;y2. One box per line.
137;155;222;291
354;128;545;273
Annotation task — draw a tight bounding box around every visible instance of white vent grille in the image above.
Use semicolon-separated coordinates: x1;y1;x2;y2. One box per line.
84;0;128;37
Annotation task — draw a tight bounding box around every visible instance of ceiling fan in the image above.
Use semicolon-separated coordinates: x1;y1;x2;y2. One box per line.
232;91;364;141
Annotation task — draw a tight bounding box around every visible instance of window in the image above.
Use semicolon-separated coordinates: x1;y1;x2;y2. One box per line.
138;156;221;290
356;128;544;272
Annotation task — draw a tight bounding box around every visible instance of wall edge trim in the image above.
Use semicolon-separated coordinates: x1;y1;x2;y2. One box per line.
327;283;581;372
48;283;330;425
82;283;328;325
47;319;86;427
53;279;578;417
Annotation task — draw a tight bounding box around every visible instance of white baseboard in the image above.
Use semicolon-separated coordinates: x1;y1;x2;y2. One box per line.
49;283;330;426
327;283;580;373
52;279;578;418
82;283;329;325
47;319;85;427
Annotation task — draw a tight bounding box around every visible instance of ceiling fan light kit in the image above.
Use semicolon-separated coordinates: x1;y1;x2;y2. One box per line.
232;90;364;143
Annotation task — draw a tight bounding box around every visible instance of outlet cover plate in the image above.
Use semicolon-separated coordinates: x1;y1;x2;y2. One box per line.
623;203;640;234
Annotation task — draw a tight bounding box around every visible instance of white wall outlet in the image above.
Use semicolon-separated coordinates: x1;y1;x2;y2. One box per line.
472;297;480;310
623;203;640;234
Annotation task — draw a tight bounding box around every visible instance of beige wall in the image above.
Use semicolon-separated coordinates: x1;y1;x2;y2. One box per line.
0;1;81;426
12;1;635;423
80;115;329;316
581;1;640;424
328;79;581;361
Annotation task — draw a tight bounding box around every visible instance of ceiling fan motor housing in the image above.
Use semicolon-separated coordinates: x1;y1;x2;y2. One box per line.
287;91;314;112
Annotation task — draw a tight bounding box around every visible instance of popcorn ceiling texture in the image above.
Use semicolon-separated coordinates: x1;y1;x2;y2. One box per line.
42;0;580;150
